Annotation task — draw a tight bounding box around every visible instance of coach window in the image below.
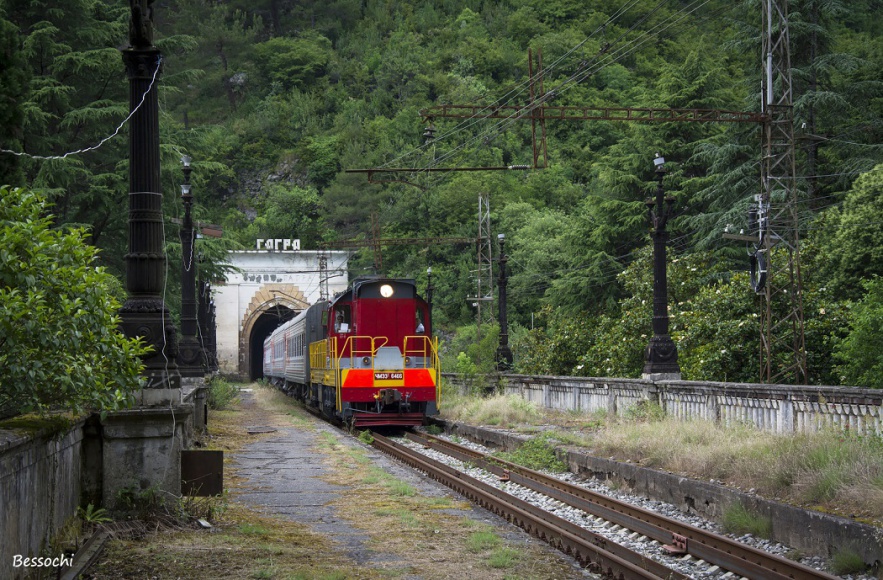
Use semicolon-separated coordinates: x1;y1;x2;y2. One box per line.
334;305;351;333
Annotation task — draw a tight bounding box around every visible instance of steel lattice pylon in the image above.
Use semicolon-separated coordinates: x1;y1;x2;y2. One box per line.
470;194;496;327
758;0;807;384
317;249;329;302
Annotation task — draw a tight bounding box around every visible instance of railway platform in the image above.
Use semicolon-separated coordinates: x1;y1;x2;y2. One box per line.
225;387;593;578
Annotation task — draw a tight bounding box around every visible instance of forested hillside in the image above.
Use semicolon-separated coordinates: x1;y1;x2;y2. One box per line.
2;0;882;385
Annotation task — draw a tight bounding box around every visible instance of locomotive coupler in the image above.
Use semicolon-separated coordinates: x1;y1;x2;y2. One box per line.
374;388;402;411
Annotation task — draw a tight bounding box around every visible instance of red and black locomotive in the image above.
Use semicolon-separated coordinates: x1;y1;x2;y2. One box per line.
263;277;440;427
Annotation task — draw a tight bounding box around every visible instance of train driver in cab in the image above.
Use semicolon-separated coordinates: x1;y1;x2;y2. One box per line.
334;306;351;333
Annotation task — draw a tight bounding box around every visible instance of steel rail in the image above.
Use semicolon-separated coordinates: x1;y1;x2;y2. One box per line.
407;432;839;580
369;432;685;580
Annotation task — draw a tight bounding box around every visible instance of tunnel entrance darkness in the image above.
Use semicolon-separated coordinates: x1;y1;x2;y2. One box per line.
248;306;295;380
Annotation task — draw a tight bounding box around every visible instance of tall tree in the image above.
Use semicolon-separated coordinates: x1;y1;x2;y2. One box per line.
0;14;29;185
7;0;130;259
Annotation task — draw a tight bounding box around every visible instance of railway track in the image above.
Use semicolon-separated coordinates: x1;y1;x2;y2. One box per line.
367;430;841;580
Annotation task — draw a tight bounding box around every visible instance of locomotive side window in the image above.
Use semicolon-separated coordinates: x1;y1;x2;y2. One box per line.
334;305;351;333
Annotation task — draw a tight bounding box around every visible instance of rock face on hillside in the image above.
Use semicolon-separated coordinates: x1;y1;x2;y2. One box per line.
238;156;309;199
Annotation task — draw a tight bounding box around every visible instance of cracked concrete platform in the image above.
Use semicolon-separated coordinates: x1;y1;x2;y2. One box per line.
227;391;592;576
227;392;479;567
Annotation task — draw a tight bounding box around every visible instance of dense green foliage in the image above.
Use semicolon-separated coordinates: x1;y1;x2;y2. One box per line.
833;277;883;388
0;187;148;417
2;1;882;387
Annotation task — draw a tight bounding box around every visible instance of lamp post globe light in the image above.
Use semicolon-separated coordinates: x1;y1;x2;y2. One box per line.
642;155;681;380
178;154;205;377
496;233;513;371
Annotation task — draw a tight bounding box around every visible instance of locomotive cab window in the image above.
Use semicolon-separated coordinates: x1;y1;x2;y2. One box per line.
334;305;351;333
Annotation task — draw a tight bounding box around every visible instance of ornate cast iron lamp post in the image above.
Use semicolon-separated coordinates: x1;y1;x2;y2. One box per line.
198;280;218;373
102;0;190;512
178;155;204;377
496;234;513;371
119;0;180;390
642;155;681;379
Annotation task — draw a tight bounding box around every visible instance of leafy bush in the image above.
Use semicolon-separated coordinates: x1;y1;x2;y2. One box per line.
624;400;666;422
0;187;147;417
834;277;883;388
357;429;375;445
206;377;239;410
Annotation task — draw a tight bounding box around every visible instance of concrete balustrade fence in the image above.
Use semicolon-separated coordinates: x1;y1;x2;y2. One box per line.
448;374;883;435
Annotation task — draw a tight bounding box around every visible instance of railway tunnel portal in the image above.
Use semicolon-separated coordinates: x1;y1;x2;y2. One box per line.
211;245;349;379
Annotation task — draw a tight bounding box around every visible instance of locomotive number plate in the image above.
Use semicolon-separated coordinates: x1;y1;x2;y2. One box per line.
374;372;403;380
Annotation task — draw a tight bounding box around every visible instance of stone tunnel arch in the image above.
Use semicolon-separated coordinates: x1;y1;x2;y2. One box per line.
239;284;309;379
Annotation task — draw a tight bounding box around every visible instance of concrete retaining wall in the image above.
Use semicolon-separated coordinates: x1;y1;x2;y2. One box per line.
0;384;206;578
490;374;883;435
0;419;88;579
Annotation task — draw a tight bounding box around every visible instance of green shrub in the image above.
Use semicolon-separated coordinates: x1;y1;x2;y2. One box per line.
207;377;239;410
0;187;148;418
624;400;666;422
834;276;883;388
425;424;443;435
77;503;112;525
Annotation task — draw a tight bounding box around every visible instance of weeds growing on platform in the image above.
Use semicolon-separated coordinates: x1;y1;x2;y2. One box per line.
206;376;239;410
589;416;883;522
441;393;541;426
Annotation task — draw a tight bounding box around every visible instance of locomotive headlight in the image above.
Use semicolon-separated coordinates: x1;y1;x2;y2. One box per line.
362;356;371;366
380;284;394;298
405;356;412;367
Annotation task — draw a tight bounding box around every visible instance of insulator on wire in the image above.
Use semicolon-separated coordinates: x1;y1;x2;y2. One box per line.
748;204;759;233
750;250;767;293
423;122;435;144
